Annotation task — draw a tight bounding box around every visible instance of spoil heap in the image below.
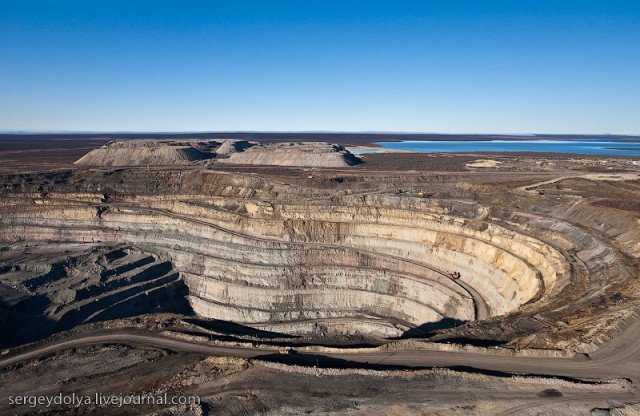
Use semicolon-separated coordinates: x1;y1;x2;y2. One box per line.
219;142;362;167
74;140;362;168
74;140;220;166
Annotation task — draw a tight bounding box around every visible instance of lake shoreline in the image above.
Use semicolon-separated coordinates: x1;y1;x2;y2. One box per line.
372;140;640;157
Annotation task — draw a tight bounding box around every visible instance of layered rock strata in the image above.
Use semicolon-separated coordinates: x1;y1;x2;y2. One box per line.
1;166;637;350
0;245;189;348
0;176;569;340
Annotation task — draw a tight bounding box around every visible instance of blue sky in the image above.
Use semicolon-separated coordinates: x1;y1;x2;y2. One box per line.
1;1;639;134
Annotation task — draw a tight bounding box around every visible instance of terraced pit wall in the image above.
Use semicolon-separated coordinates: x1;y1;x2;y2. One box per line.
0;171;571;339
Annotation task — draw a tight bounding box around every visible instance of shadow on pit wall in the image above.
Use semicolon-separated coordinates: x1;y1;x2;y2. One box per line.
397;318;508;347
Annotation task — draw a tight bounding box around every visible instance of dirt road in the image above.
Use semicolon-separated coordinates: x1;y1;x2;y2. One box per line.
2;317;639;382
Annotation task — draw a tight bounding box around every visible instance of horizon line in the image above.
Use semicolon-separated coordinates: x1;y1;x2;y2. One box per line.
1;129;639;137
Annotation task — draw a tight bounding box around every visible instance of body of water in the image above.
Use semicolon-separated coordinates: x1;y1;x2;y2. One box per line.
374;140;640;156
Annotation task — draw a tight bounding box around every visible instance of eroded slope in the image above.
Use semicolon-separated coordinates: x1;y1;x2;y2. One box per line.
1;163;638;352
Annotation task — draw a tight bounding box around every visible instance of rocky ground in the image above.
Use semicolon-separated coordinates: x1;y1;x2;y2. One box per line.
0;137;639;414
1;341;634;415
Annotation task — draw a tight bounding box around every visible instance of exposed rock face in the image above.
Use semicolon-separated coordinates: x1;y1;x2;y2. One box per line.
0;245;190;348
218;142;362;167
0;176;565;339
1;163;638;349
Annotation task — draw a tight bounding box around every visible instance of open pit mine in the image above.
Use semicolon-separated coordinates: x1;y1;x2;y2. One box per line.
1;139;640;415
